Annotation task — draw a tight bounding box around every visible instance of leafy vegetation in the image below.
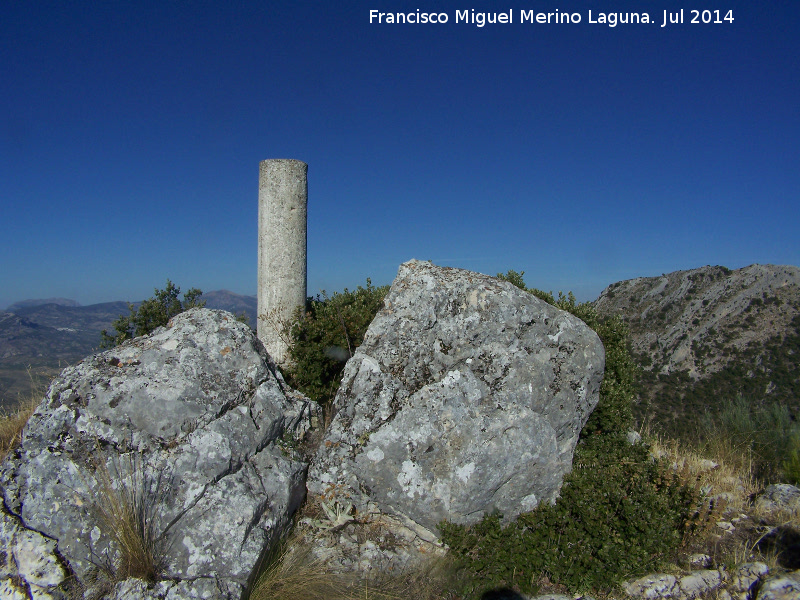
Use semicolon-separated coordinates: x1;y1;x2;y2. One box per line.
700;395;800;485
100;280;205;347
440;435;700;595
284;280;389;404
639;314;800;439
439;271;698;595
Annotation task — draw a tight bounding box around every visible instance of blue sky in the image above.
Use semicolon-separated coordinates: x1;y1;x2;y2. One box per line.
2;1;798;309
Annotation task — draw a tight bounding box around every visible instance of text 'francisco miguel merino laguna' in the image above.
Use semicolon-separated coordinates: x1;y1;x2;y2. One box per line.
369;9;735;27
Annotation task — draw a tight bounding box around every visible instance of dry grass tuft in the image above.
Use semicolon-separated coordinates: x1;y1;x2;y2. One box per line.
248;530;460;600
249;532;348;600
645;426;800;575
91;451;170;583
647;433;758;514
0;397;38;462
0;368;46;462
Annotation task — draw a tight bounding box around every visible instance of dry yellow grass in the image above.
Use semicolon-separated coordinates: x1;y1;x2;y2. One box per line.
645;427;800;577
647;433;759;514
0;397;38;462
90;451;169;583
248;529;459;600
0;369;44;462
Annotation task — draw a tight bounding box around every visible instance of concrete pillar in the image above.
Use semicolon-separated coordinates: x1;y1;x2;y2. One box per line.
257;159;308;366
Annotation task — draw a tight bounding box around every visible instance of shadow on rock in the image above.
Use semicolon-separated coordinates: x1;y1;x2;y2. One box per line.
481;588;528;600
757;524;800;569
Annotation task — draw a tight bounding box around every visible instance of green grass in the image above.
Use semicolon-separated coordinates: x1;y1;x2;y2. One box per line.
698;395;800;486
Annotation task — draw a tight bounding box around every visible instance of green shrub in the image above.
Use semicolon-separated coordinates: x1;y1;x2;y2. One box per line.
783;433;800;486
440;434;698;595
101;280;204;347
439;272;697;596
285;280;389;404
701;395;800;484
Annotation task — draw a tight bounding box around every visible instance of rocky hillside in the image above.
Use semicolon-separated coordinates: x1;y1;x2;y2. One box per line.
595;264;800;435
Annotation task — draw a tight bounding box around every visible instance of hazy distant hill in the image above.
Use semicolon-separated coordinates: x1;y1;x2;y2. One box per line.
595;264;800;436
0;291;256;409
11;301;131;333
0;309;97;409
5;298;81;311
201;290;257;327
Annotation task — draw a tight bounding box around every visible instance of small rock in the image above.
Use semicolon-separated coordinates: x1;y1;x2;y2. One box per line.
717;520;735;533
678;569;724;599
627;431;642;445
689;554;712;569
624;574;679;598
757;569;800;600
731;514;749;523
756;484;800;513
731;562;768;595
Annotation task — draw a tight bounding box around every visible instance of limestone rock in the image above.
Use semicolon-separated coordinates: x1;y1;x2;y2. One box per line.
757;570;800;600
308;260;604;535
0;507;69;599
688;554;712;569
0;308;319;599
678;569;725;599
627;430;642;445
731;562;769;596
756;484;800;514
624;573;680;598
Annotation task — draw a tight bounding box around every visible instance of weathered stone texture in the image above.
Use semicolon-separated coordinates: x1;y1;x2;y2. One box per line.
308;260;605;534
0;308;318;599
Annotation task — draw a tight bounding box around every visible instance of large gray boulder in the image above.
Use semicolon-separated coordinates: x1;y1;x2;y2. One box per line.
0;308;319;599
307;260;604;536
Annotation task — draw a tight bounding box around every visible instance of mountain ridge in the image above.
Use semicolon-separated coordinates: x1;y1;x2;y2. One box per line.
4;298;81;312
594;263;800;434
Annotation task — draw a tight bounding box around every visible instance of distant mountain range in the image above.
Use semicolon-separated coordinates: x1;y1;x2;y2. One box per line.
0;291;256;408
5;298;81;312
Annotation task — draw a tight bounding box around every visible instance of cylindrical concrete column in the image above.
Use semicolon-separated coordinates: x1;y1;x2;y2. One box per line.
257;159;308;366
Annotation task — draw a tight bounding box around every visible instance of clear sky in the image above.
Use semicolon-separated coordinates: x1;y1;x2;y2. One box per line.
2;1;798;310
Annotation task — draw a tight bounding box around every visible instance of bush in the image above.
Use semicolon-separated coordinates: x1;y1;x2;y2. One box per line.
101;280;205;347
440;434;699;595
285;280;389;404
438;272;697;596
700;395;800;484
